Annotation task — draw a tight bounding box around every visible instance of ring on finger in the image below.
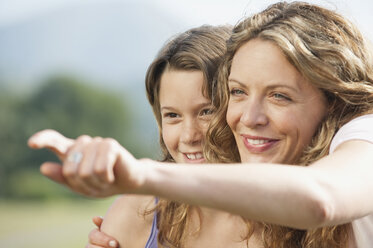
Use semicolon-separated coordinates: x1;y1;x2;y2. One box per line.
67;151;83;164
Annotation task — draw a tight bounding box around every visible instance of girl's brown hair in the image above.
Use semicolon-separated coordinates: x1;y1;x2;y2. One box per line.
145;25;231;247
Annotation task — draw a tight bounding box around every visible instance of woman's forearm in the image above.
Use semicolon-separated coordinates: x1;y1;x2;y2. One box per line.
142;162;328;229
139;140;373;229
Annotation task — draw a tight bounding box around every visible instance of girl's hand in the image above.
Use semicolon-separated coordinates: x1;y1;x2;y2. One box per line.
86;216;119;248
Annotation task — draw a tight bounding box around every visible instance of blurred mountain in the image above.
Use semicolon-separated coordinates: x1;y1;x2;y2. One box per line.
0;1;189;158
0;1;185;89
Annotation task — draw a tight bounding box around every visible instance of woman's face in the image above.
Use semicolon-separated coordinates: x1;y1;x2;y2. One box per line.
227;39;327;164
159;69;212;163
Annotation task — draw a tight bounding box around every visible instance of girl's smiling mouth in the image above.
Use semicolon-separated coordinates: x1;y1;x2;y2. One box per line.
183;152;205;163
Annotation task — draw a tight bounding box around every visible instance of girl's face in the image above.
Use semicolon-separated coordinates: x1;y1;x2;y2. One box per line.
226;39;327;164
159;69;212;163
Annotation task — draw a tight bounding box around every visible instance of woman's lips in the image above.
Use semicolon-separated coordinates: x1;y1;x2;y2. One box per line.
241;135;279;153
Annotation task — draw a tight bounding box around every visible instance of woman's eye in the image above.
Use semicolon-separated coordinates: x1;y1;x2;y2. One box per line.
272;93;292;101
230;88;245;96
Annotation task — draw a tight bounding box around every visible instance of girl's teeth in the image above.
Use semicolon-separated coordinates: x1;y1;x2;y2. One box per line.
186;153;203;160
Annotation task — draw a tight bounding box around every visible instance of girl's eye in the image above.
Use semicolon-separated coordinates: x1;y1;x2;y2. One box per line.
200;108;214;116
272;93;292;101
229;88;245;96
164;112;179;118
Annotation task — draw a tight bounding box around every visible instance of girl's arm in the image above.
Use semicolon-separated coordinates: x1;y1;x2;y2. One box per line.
99;195;155;248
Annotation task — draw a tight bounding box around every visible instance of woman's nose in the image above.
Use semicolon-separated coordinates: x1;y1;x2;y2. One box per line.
240;99;269;128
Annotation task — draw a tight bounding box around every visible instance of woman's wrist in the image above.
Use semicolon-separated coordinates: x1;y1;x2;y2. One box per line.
128;158;160;195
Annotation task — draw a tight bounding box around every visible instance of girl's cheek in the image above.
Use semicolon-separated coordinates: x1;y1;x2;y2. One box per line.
162;125;179;149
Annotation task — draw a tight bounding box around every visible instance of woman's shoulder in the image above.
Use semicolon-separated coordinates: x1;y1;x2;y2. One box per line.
329;114;373;153
101;195;156;247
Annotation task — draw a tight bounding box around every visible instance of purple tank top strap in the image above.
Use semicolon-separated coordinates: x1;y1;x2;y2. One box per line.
144;198;159;248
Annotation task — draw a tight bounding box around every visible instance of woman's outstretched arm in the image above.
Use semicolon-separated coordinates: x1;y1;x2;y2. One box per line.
29;129;373;229
142;140;373;229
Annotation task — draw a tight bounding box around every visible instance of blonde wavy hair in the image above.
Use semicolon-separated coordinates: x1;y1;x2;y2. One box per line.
145;25;231;247
205;1;373;247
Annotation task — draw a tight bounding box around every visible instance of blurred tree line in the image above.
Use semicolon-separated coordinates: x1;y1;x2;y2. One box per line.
0;75;152;200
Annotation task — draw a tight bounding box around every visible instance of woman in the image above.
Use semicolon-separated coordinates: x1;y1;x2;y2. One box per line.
30;2;373;247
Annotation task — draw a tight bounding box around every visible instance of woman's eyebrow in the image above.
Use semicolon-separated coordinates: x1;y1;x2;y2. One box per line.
229;78;300;93
266;84;300;94
228;78;246;87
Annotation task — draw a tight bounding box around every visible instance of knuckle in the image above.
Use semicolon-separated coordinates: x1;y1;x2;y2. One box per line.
103;138;118;149
77;135;92;143
93;136;103;143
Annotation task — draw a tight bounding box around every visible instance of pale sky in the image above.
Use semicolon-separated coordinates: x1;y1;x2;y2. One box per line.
1;0;372;84
1;0;373;41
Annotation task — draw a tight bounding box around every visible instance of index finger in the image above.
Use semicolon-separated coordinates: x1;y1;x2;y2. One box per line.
28;129;74;159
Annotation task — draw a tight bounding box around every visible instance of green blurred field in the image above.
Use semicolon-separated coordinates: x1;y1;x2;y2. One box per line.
0;198;117;248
